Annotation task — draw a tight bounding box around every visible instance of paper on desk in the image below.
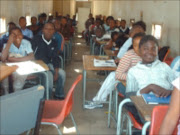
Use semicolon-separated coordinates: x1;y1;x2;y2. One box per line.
94;58;116;67
6;61;46;75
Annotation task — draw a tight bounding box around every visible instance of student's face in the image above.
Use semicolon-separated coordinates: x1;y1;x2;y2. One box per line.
42;24;55;40
31;17;37;25
109;20;115;29
19;18;26;28
120;21;126;28
112;34;118;42
139;41;158;64
11;29;23;46
133;37;142;56
53;20;61;31
61;18;67;26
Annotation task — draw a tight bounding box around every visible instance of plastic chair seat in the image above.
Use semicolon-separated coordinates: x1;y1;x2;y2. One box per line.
41;100;65;124
127;112;143;130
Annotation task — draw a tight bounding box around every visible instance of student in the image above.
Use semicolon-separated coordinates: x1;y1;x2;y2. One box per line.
84;33;145;109
119;19;130;36
19;16;33;39
27;16;40;36
125;35;176;124
59;17;70;40
0;22;16;52
159;76;180;134
51;19;63;53
106;19;119;35
31;22;66;99
1;27;34;94
126;35;175;97
117;26;144;59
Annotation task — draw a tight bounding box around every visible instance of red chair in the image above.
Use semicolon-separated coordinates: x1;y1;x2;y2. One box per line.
149;105;178;135
41;75;82;135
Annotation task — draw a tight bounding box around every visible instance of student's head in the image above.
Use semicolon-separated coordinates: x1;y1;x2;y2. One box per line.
129;25;144;38
95;19;101;27
111;32;119;42
19;16;26;29
106;16;114;25
61;17;67;26
120;20;126;29
139;35;159;64
31;16;37;25
52;19;61;31
109;19;116;29
10;27;23;46
42;22;55;41
133;21;146;32
41;13;47;22
7;22;16;33
95;28;104;38
132;32;145;55
38;15;44;24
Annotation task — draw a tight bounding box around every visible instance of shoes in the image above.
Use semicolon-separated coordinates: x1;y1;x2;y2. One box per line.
54;95;65;100
84;101;103;109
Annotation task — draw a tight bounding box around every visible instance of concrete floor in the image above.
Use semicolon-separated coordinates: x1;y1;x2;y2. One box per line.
38;34;117;135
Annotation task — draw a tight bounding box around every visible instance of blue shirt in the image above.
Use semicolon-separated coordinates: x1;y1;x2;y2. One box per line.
21;28;33;39
3;39;33;56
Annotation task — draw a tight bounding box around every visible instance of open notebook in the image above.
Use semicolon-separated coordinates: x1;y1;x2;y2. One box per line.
6;61;46;75
94;58;116;67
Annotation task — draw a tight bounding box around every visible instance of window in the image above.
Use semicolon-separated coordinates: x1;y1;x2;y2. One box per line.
152;24;162;40
26;15;31;26
0;18;6;34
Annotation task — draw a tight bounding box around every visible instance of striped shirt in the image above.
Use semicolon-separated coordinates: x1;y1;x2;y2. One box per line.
115;49;142;81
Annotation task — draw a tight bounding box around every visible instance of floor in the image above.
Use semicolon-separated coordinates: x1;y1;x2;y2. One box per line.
38;34;117;135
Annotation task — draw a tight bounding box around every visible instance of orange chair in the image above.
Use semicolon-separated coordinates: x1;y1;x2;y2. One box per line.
41;75;82;135
149;105;178;135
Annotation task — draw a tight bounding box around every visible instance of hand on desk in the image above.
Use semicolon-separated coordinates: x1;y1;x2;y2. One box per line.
140;84;172;97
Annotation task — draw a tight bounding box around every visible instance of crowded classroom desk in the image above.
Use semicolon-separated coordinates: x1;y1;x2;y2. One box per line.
82;55;117;108
130;96;161;135
1;60;50;99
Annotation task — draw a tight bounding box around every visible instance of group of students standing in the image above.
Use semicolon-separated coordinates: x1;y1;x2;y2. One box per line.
0;13;77;100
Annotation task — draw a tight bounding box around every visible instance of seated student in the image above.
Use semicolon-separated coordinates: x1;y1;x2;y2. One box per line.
104;31;128;50
84;33;145;109
116;21;146;59
51;19;63;53
119;19;130;37
106;19;119;35
31;22;66;99
27;16;40;36
103;16;114;32
59;17;70;40
159;76;180;135
0;22;16;52
1;27;34;94
125;35;176;124
37;14;44;30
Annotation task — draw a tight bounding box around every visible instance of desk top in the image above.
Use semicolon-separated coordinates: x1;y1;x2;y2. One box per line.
83;55;117;71
130;96;157;121
0;65;18;81
34;60;49;71
104;49;118;57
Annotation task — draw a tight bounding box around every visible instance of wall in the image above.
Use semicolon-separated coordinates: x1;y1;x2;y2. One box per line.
110;1;180;56
0;0;53;26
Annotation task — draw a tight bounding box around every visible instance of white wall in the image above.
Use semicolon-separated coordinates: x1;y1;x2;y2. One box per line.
0;0;53;26
110;1;180;56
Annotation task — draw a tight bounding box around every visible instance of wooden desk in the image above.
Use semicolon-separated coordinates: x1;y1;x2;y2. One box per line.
82;55;117;108
103;48;118;57
0;65;18;81
130;96;157;121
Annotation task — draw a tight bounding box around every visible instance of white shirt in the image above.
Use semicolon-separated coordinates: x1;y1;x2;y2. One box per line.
126;60;176;96
117;38;132;58
4;39;33;56
172;77;180;90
